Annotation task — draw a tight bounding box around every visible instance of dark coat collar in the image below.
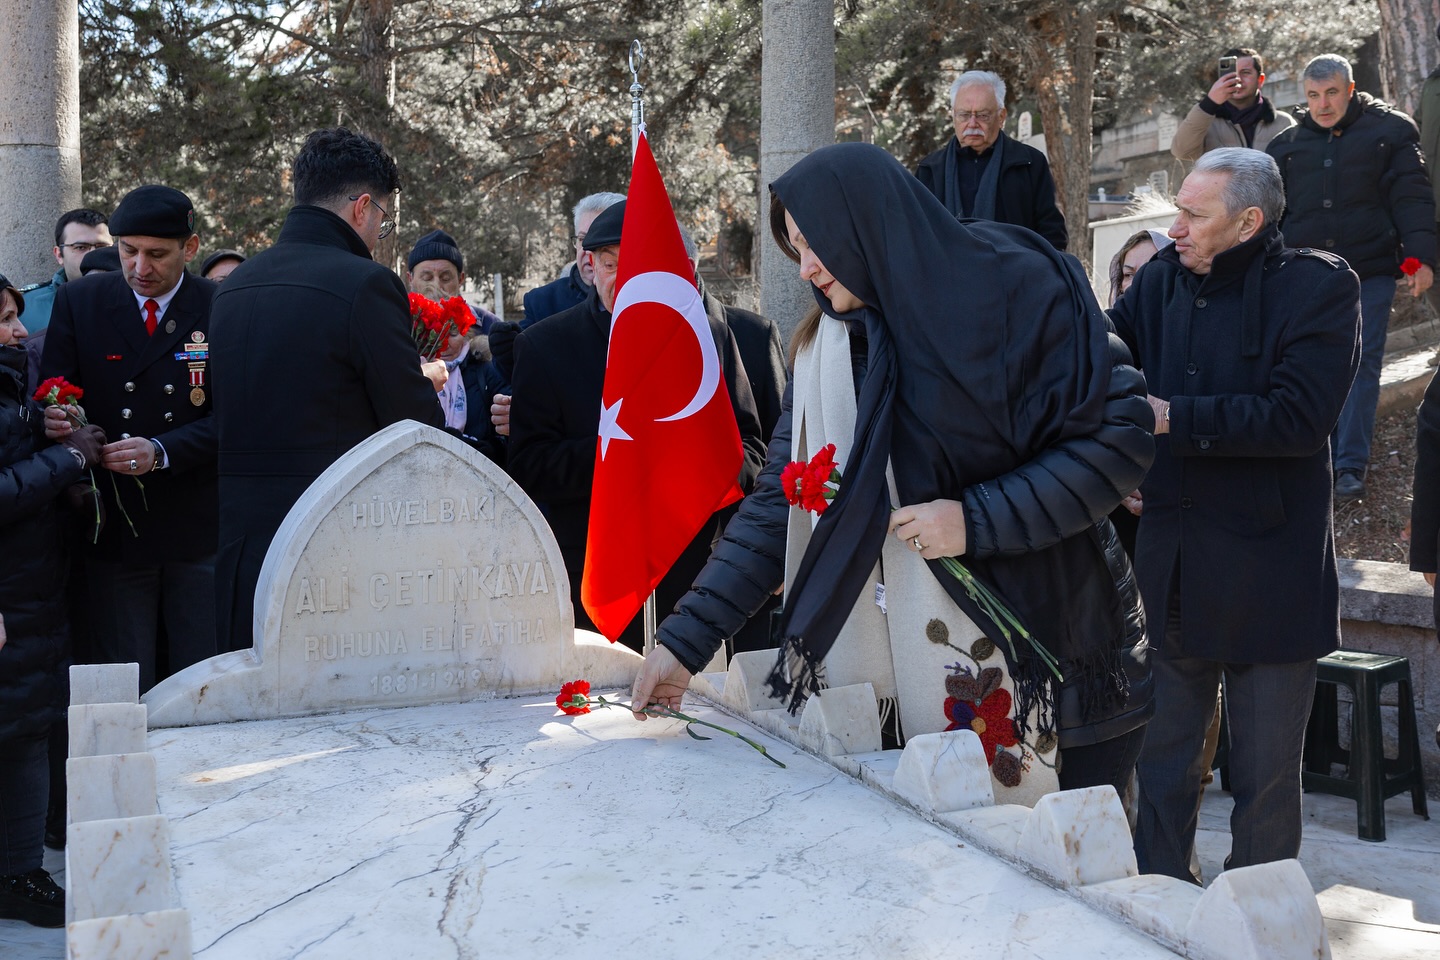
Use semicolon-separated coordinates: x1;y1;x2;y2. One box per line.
1297;90;1385;136
277;205;374;260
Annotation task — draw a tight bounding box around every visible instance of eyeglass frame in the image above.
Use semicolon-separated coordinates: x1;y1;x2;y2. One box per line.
58;241;113;254
952;109;1000;124
348;194;395;240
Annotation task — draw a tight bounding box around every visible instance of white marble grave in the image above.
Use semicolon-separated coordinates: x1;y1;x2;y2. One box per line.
143;421;640;726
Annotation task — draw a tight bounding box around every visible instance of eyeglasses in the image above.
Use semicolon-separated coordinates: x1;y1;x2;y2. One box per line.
953;110;997;124
349;195;395;240
574;234;587;247
59;242;112;254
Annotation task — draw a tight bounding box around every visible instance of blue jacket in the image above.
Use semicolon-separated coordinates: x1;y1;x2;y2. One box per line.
521;264;589;327
18;268;66;335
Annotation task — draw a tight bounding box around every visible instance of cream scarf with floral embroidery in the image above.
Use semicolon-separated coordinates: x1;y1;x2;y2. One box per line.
786;316;1059;806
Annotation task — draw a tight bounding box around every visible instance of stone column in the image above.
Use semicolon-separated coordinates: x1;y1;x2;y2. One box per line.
0;0;82;285
758;0;834;343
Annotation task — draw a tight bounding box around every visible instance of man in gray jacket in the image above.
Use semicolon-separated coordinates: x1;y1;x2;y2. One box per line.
1171;47;1294;162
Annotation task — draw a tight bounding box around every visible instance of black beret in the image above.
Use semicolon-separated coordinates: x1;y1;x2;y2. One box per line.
201;249;246;277
408;228;463;273
109;184;197;240
80;246;122;275
0;274;24;316
581;200;626;252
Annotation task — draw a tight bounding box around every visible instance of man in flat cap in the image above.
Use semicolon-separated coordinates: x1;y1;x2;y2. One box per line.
507;200;766;651
41;183;220;693
405;228;503;443
209;127;446;654
200;249;245;283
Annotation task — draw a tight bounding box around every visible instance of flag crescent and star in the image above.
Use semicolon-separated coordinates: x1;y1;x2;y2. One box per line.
581;130;744;641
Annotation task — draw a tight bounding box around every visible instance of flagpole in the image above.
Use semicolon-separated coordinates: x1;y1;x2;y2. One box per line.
629;40;645;159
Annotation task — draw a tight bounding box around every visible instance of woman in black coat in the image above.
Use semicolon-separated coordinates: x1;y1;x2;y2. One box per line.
630;144;1155;797
0;276;105;928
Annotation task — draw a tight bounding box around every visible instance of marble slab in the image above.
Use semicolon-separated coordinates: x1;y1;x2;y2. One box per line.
65;816;175;925
1015;785;1138;887
68;704;147;759
146;694;1178;960
69;663;139;706
1185;859;1331;960
142;422;641;727
67;754;158;824
891;730;994;814
796;681;882;756
65;909;191;960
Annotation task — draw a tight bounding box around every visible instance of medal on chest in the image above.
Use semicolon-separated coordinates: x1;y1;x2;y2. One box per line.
185;331;207;406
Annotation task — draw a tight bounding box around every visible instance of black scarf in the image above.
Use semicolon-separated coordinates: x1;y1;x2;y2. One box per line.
940;132;1006;220
1224;95;1272;147
766;143;1112;720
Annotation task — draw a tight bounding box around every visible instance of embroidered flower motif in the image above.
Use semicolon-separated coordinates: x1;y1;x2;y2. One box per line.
944;686;1019;764
991;749;1023;787
1033;731;1058;755
925;619;950;645
970;637;995;661
945;666;1002;704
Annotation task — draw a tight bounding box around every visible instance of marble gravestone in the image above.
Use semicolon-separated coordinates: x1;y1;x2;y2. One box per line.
144;420;640;726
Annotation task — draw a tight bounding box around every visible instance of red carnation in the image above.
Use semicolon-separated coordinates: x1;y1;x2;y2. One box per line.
1402;257;1423;277
781;460;805;506
556;679;592;715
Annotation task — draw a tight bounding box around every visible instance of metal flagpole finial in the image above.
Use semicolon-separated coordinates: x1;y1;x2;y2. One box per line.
629;40;646;157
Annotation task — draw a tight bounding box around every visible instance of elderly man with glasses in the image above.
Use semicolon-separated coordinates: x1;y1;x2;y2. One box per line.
208;127;446;655
915;70;1068;251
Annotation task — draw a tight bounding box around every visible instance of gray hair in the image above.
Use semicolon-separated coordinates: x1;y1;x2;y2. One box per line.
1192;147;1285;227
572;191;626;235
677;224;698;263
949;70;1006;109
1302;54;1353;86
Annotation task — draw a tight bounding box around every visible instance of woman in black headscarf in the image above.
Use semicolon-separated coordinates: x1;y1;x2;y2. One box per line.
632;143;1154;798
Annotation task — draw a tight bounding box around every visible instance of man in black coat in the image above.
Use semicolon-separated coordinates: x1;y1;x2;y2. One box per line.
508;200;766;652
41;185;220;693
915;70;1068;251
1266;54;1437;503
209;128;446;653
1109;148;1361;882
520;191;626;327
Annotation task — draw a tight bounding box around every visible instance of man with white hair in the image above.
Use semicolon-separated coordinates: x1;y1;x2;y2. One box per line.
1109;147;1361;882
520;191;626;326
915;70;1067;250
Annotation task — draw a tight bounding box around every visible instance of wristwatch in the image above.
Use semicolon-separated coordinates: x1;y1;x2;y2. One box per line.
149;439;165;471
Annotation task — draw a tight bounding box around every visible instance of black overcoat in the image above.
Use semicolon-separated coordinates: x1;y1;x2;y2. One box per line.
0;347;86;742
915;132;1069;252
40;269;219;563
1109;227;1361;663
508;290;767;647
208;205;446;650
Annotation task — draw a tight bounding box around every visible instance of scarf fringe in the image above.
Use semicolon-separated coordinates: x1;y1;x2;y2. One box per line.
766;634;826;715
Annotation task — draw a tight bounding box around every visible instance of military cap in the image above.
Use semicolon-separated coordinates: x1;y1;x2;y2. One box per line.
108;184;197;239
80;245;122;275
581;200;626;252
407;229;464;273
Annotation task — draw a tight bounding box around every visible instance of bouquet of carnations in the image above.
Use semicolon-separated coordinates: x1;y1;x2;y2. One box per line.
409;292;476;361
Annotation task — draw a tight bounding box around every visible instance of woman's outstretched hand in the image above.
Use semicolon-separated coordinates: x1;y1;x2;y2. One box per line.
630;645;693;720
889;498;968;560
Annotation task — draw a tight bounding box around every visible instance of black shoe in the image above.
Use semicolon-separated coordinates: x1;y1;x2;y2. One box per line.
43;827;64;851
1334;469;1366;503
0;868;65;928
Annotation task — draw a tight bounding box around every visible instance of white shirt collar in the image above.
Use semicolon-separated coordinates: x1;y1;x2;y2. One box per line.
132;271;185;320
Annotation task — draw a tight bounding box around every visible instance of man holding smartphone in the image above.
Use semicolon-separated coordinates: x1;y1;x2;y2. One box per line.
1171;47;1294;162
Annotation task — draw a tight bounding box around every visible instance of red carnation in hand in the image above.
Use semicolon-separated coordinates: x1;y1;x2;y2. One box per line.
1402;257;1423;277
442;296;476;337
556;679;592;715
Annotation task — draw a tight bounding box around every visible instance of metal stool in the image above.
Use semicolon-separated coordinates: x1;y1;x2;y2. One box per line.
1302;650;1429;841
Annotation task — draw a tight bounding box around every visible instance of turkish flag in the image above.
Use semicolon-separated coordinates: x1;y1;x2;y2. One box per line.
580;133;744;641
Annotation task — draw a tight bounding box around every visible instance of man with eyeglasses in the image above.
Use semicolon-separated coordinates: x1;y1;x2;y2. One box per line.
520;192;625;329
208;127;446;655
18;208;112;335
915;70;1067;251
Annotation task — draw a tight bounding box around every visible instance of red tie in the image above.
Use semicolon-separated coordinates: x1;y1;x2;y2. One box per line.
144;299;158;336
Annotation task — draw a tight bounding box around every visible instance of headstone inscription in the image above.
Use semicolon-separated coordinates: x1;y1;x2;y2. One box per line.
145;420;640;726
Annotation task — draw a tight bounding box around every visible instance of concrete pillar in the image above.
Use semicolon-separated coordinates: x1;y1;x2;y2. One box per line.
0;0;82;285
758;0;834;344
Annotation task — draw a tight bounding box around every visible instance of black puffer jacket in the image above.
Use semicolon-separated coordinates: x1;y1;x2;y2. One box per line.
1266;92;1437;280
658;328;1155;748
0;346;85;743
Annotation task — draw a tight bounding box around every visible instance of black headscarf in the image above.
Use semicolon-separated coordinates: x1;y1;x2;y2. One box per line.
767;142;1111;715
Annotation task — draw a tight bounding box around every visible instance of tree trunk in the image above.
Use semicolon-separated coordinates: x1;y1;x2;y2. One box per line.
355;0;400;270
1024;6;1098;273
1377;0;1440;114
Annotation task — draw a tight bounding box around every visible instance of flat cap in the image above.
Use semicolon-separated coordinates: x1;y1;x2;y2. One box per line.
408;229;463;273
80;246;122;275
201;249;246;277
108;185;197;239
581;200;626;252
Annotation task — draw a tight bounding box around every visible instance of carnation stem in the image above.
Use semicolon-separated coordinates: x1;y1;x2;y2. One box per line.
591;695;786;768
107;472;139;538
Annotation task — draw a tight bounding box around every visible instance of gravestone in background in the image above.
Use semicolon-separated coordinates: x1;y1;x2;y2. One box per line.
145;420;639;726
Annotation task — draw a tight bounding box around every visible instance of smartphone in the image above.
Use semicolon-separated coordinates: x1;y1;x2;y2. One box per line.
1219;56;1237;75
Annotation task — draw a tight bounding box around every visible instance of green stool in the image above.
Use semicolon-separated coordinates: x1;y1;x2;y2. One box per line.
1302;650;1429;841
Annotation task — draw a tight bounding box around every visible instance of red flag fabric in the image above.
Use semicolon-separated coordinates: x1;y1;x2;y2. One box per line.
580;133;744;641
